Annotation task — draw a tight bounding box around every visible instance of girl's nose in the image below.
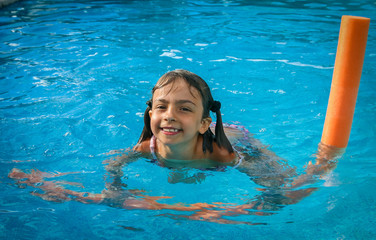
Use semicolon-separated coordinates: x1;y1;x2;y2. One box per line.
164;107;176;122
166;116;175;122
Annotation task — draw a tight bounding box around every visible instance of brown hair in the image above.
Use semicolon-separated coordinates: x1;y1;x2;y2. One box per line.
137;69;233;154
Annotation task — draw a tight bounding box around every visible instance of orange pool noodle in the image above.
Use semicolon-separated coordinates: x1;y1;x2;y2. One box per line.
321;16;370;148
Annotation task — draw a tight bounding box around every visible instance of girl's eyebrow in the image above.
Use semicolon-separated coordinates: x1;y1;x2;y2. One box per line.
154;98;197;106
176;99;197;106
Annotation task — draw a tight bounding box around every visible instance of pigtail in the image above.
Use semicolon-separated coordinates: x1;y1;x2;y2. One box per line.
137;100;153;144
209;101;234;153
202;128;215;153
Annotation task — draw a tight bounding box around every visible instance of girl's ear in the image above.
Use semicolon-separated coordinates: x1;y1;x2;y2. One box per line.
148;109;152;118
199;117;212;134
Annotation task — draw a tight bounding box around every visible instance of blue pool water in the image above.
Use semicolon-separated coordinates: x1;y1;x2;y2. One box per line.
1;0;376;239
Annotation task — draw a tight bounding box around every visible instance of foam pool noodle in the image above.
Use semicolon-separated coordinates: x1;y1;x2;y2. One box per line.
321;15;370;148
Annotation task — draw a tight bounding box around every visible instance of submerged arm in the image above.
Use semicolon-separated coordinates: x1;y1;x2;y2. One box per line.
8;168;104;203
231;130;343;215
287;142;343;189
104;148;143;177
103;145;152;194
7;147;147;205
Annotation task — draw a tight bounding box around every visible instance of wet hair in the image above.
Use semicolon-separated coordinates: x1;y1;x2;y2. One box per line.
137;69;233;154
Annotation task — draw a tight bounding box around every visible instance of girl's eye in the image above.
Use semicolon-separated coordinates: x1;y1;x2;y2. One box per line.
180;107;191;112
155;105;166;110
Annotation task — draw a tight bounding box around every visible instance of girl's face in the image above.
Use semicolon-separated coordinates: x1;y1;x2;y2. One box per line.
149;78;211;152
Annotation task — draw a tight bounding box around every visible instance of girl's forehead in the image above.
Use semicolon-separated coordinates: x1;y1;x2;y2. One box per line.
153;78;201;99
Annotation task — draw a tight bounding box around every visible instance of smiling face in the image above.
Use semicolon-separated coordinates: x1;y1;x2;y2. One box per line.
149;78;211;158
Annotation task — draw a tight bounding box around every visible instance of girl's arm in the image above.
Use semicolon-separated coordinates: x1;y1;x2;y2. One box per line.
102;146;152;197
227;126;342;216
104;147;143;176
7;146;147;205
226;125;297;188
104;137;153;178
228;124;342;188
286;143;343;189
8;168;104;203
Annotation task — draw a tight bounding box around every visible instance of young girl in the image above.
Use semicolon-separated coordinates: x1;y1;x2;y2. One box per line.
134;69;236;164
8;69;342;224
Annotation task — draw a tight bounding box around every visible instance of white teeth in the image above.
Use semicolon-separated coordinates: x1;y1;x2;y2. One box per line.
163;128;179;132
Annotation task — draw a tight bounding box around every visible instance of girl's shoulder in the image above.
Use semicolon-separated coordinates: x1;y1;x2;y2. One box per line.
133;139;151;153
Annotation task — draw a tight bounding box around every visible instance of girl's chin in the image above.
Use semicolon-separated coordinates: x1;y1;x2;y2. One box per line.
156;134;183;144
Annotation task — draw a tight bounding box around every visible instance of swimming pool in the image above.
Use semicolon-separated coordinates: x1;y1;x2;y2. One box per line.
1;0;375;239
